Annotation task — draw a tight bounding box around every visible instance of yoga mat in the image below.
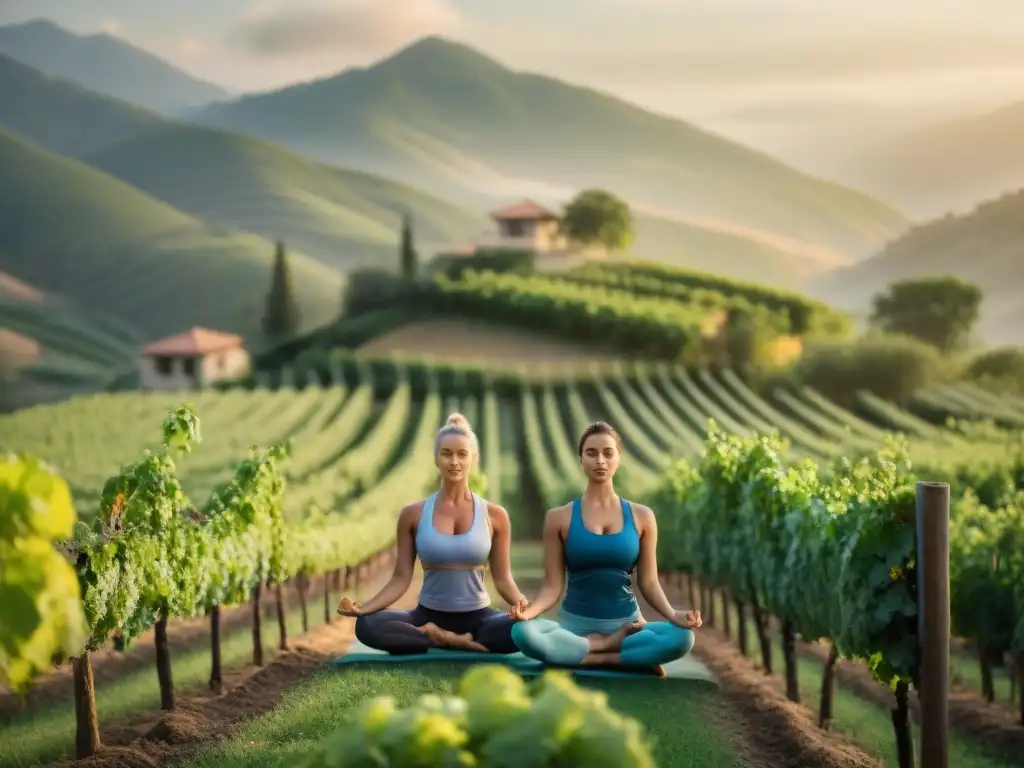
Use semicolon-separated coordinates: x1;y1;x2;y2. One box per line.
333;639;718;685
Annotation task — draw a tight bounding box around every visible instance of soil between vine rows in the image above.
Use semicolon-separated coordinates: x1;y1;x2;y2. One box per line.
0;575;339;720
39;576;888;768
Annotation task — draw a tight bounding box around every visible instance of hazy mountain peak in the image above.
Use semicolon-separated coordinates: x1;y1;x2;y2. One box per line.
376;35;506;72
0;16;228;115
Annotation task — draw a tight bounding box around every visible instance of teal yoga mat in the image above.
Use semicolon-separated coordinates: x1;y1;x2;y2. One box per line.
333;639;718;684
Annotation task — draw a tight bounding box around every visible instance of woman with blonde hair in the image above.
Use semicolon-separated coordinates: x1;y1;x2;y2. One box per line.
337;413;527;654
510;421;701;672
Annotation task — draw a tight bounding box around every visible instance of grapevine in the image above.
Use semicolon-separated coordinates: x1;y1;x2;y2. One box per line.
298;665;655;768
0;454;88;696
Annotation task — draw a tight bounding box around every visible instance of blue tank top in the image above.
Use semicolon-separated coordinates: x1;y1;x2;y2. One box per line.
561;497;641;621
415;492;492;612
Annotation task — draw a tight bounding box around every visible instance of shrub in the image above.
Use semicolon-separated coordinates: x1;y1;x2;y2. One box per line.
298;665;655;768
431;249;538;280
963;346;1024;394
790;333;945;408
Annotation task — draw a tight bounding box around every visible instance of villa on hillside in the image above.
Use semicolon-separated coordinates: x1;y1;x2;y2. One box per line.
439;199;605;271
138;327;249;390
477;200;567;252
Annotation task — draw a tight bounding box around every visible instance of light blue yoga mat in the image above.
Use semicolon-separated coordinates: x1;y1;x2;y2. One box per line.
334;639;718;685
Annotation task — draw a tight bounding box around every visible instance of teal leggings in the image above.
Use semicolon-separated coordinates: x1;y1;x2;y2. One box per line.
511;619;695;667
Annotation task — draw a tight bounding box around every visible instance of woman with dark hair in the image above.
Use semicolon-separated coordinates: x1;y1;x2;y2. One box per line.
509;422;701;672
336;413;527;654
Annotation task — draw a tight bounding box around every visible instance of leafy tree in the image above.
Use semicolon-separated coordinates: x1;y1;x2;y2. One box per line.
262;240;301;338
724;307;760;375
560;189;634;251
964;346;1024;394
399;213;418;279
793;334;944;407
869;277;982;354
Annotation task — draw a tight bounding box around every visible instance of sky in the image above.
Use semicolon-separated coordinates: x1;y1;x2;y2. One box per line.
3;0;1024;167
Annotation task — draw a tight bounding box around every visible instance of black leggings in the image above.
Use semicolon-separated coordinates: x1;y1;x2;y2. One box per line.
354;604;518;655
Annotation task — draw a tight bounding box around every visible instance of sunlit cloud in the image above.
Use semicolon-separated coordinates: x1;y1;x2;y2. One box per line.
232;0;465;56
178;36;208;60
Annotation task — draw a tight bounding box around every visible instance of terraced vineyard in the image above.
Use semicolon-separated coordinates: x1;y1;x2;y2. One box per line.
0;295;140;411
2;359;1023;768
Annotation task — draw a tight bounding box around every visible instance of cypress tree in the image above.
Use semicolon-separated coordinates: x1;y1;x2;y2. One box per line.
263;240;300;338
400;213;418;279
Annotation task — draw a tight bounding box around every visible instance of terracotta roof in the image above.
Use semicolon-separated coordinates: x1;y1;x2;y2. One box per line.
489;199;558;221
141;327;244;357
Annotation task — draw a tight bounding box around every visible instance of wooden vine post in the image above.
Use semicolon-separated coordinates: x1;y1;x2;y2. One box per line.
276;581;289;650
72;651;100;758
916;481;950;768
297;572;310;633
323;571;332;624
252;583;264;666
210;605;223;694
154;612;174;710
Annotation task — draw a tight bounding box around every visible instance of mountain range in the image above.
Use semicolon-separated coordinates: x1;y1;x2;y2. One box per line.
812;189;1024;346
0;18;1020;350
850;100;1024;218
0;19;226;114
191;37;909;261
0;125;345;341
0;53;162;157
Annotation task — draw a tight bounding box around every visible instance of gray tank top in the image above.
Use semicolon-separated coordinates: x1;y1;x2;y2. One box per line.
415;492;492;612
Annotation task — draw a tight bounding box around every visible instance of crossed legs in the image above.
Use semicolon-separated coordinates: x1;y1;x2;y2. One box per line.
355;605;518;655
512;618;695;667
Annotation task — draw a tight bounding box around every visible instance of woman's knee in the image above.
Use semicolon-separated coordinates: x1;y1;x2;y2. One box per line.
354;614;376;646
653;624;695;659
668;625;695;657
510;618;549;652
623;623;695;665
512;620;589;666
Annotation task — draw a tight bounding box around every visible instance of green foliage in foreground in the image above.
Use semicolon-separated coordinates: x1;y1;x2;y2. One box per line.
298;665;654;768
655;424;1024;691
0;454;87;695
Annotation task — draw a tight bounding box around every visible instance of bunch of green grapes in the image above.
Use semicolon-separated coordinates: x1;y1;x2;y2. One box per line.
0;453;87;695
300;666;654;767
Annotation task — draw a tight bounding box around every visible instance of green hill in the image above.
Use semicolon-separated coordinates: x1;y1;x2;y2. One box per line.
84;122;835;285
193;36;909;261
812;189;1024;345
84;124;487;269
0;53;164;157
0;127;343;342
0;19;228;115
631;210;848;288
854;100;1024;217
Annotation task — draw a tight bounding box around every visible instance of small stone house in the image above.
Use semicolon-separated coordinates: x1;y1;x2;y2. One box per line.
481;200;567;252
138;327;249;390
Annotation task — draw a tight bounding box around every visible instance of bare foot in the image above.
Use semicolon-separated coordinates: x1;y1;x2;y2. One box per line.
418;623;488;652
581;651;622;666
588;621;641;653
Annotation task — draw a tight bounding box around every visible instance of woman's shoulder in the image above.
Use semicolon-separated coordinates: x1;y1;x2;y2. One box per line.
397;499;427;529
545;502;574;525
627;501;656;529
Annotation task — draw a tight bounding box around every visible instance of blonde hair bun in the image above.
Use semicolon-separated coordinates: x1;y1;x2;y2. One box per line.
445;412;471;430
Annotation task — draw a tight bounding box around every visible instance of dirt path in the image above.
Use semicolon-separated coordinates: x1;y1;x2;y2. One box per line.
1;573;341;719
686;589;1024;766
796;638;1024;765
648;581;880;768
48;566;417;768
